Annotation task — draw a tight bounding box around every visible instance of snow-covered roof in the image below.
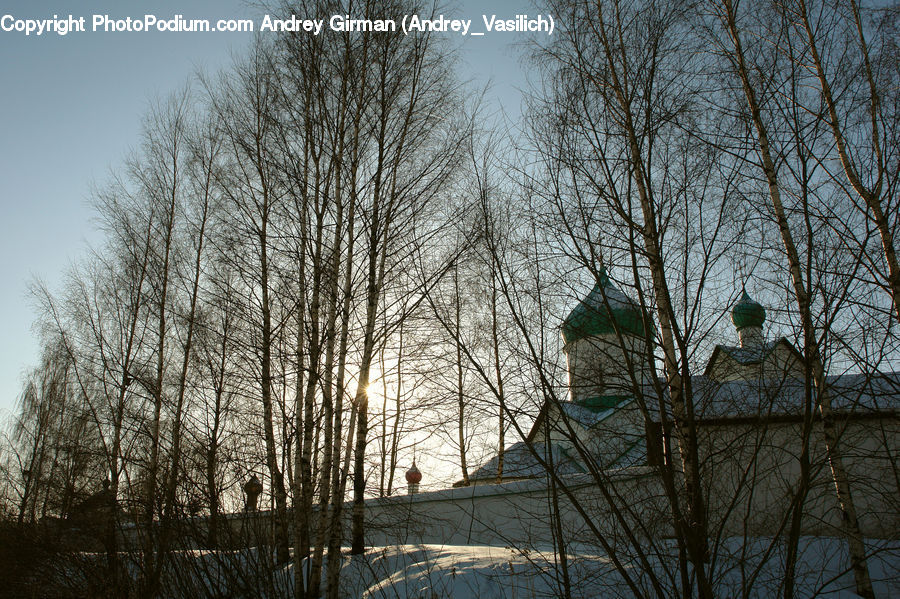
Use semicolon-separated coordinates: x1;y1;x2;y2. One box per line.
523;397;633;447
462;441;586;484
559;400;625;428
464;372;898;486
715;340;783;365
650;372;900;421
703;337;803;378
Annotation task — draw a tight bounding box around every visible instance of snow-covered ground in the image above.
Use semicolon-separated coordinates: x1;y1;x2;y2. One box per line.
332;539;899;598
53;537;899;598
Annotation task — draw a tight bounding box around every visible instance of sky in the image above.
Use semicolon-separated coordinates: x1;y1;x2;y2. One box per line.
0;1;534;418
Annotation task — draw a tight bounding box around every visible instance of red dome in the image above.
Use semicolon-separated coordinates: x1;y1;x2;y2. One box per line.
405;462;422;484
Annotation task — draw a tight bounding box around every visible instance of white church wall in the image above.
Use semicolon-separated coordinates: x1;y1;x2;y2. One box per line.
687;415;900;538
565;335;650;403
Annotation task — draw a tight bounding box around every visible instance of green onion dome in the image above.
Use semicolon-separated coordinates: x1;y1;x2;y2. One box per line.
731;289;766;331
561;268;651;345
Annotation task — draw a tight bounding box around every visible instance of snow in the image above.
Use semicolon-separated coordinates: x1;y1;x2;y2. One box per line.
335;539;899;598
54;537;893;598
645;372;900;420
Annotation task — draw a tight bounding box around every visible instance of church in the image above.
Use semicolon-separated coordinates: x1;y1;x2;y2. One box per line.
443;267;900;540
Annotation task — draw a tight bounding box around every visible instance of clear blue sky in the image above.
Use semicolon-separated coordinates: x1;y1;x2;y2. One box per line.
0;1;533;417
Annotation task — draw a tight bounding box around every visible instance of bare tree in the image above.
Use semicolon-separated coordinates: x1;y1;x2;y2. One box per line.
206;41;294;564
709;1;876;594
791;0;900;324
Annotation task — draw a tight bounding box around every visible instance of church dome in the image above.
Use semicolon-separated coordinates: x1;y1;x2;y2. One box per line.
561;267;650;345
731;289;766;331
405;461;422;484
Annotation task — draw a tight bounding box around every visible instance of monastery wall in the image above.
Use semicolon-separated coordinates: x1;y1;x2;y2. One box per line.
109;416;899;552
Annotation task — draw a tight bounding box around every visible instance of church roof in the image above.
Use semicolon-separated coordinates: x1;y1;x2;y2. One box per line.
702;337;802;378
459;441;586;485
464;399;648;485
649;372;900;421
522;397;634;447
561;268;651;345
715;340;782;364
560;398;629;427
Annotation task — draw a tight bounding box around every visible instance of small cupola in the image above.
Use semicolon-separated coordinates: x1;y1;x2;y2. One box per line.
732;288;766;348
406;460;422;495
243;474;263;512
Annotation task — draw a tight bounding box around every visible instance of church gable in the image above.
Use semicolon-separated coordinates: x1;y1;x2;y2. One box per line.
704;290;804;383
525;399;645;469
705;338;804;383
